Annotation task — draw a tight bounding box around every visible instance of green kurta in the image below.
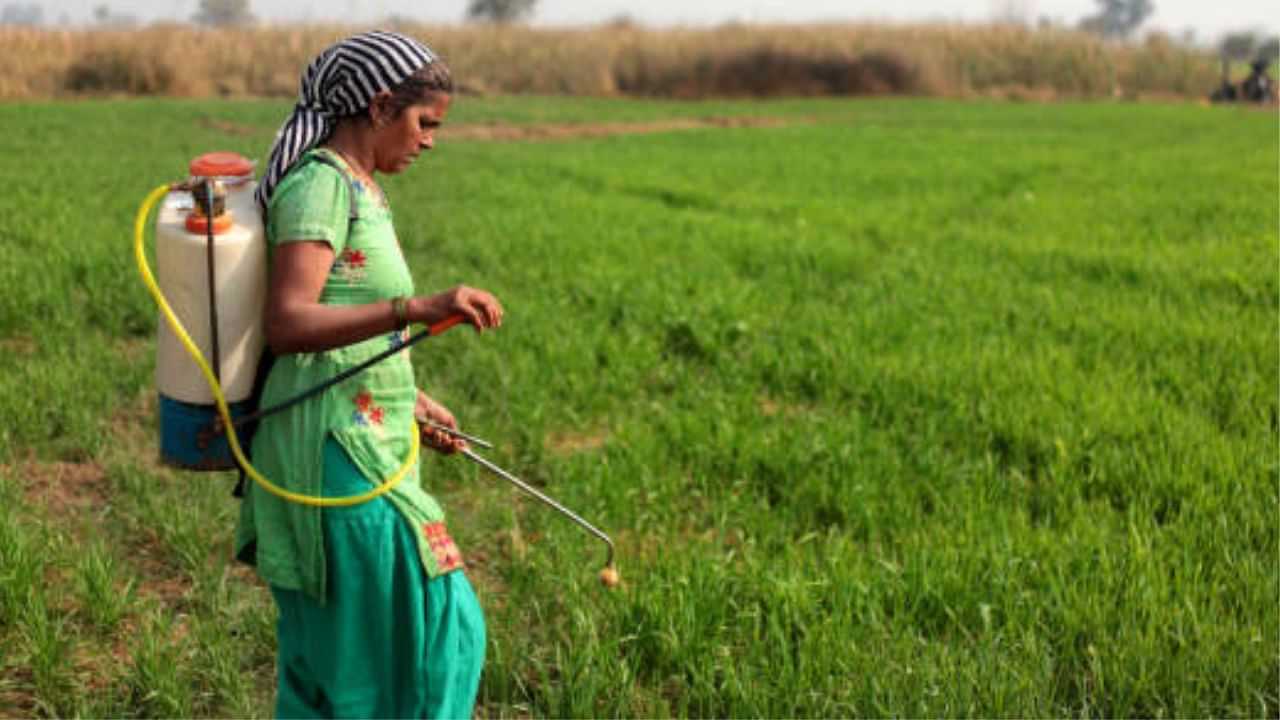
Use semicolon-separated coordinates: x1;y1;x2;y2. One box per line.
235;148;463;603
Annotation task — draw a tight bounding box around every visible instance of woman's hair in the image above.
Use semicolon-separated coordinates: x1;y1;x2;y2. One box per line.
381;61;454;118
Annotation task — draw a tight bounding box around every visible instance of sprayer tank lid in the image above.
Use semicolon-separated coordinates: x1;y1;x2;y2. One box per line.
190;152;254;181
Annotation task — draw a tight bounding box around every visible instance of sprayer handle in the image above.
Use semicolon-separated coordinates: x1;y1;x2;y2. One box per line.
427;315;466;336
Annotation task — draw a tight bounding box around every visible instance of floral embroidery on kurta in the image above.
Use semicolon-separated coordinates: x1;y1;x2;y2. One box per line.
350;178;389;208
332;248;368;283
423;522;464;572
351;389;386;437
387;328;411;357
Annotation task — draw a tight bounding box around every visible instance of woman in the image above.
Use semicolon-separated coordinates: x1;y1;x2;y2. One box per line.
235;30;501;719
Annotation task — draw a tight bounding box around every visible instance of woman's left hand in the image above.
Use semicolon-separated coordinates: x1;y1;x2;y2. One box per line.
416;390;465;454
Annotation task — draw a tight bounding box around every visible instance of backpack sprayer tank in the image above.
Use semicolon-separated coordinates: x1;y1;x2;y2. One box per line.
154;152;267;470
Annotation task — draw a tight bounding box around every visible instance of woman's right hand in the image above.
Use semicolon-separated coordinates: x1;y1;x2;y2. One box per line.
411;286;504;332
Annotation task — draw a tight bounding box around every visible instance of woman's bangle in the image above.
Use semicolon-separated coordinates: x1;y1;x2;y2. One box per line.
391;296;410;330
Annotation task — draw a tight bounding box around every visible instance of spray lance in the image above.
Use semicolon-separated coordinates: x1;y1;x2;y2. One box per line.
134;153;619;585
424;422;620;587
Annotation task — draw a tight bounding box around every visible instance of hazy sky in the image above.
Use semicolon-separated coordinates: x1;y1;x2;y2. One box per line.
35;1;1280;41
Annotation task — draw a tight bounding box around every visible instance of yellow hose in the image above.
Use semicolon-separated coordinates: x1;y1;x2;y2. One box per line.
134;184;418;507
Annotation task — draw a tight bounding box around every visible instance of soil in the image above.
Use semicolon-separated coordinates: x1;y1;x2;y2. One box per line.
12;456;111;518
441;115;799;143
545;428;610;456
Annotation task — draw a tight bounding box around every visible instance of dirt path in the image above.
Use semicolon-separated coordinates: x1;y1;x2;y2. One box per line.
440;115;801;142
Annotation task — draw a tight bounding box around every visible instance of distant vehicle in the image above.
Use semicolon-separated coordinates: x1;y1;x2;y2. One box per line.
1212;58;1277;104
1240;59;1276;103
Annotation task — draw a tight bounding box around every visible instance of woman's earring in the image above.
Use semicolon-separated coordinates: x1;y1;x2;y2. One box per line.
372;99;392;129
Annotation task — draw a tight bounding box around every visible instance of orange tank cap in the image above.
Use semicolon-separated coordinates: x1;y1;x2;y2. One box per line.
185;211;234;236
190;152;254;180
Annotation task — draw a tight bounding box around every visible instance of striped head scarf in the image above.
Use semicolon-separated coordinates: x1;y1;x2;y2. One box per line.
255;30;440;215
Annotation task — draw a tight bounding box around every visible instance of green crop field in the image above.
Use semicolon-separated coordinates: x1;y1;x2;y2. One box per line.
0;95;1276;718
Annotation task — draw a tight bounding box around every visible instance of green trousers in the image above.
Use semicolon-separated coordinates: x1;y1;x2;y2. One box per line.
270;439;486;719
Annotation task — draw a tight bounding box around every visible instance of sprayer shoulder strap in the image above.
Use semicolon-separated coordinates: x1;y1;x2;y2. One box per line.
306;152;360;223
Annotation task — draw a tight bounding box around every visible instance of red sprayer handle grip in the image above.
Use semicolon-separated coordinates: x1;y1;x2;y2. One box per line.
428;315;466;336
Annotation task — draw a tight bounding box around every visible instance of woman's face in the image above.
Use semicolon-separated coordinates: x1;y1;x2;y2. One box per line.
372;93;451;175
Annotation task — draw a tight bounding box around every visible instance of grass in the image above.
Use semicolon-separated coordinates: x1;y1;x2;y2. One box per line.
0;95;1276;717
